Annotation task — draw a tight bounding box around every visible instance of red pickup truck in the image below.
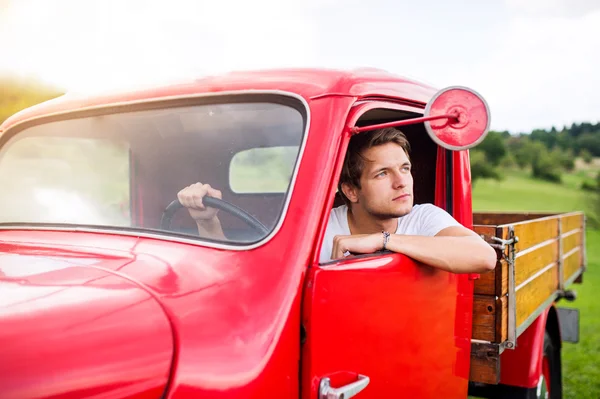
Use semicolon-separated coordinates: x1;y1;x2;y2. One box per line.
0;68;586;399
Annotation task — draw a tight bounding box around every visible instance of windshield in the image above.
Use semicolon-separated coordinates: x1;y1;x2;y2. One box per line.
0;95;307;246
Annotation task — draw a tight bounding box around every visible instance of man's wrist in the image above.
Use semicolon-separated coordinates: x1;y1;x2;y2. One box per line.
382;231;391;250
196;216;221;231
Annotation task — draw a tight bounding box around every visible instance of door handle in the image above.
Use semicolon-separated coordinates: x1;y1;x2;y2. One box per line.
319;374;370;399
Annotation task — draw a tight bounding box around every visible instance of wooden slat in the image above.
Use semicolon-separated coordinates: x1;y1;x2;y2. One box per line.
513;217;559;252
475;269;496;295
472;295;497;342
516;265;558;326
473;225;503;296
561;213;583;234
498;259;508;297
469;343;500;384
562;231;582;254
514;240;558;287
563;249;582;283
473;212;555;226
496;295;508;343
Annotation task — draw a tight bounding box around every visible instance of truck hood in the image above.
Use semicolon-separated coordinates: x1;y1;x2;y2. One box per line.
0;228;301;398
0;239;174;399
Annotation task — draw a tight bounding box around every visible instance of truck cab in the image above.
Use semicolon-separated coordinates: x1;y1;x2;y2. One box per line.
0;68;585;399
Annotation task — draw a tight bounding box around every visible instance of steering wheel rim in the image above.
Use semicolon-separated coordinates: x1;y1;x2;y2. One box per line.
160;196;269;236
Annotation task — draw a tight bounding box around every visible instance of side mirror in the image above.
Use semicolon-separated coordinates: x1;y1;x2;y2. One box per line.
424;86;491;151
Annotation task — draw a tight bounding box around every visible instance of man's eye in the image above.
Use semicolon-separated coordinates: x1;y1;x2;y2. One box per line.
375;171;386;177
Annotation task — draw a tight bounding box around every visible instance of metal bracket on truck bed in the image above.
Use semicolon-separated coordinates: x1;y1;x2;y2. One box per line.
490;226;518;350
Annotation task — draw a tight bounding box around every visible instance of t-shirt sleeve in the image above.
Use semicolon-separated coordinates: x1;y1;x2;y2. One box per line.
417;204;462;236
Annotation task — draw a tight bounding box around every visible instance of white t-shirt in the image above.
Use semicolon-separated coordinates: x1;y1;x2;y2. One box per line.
319;203;461;263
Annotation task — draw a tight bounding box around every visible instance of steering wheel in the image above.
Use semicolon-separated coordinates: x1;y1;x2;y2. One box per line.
160;196;269;236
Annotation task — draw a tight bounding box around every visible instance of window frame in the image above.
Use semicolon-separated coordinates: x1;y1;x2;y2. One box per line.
0;90;311;252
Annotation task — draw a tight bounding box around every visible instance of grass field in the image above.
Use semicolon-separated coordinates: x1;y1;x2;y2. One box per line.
472;168;600;399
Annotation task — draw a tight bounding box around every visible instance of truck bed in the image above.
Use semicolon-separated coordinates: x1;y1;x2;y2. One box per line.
468;211;586;384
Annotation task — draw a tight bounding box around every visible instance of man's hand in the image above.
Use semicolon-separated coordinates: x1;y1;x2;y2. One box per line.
331;233;384;260
177;182;222;222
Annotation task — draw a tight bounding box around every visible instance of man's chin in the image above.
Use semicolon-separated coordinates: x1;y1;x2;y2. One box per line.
372;205;413;220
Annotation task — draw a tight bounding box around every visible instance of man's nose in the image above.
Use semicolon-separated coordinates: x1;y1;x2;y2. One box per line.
392;171;407;188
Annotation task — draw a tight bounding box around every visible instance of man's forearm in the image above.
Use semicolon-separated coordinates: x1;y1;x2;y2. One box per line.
196;217;226;240
386;234;496;273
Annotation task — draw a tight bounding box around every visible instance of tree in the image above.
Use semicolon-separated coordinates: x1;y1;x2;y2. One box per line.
581;149;593;164
470;149;502;185
575;134;600;157
477;131;507;166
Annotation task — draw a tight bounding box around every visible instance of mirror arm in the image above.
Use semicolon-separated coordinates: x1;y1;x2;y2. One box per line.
351;113;458;134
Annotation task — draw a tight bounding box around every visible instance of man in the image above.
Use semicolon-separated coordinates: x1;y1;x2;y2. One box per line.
178;127;496;274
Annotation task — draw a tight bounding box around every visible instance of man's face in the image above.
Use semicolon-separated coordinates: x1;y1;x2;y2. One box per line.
347;142;414;219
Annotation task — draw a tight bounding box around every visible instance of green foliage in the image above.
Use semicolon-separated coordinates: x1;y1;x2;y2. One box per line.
0;75;63;124
532;149;562;183
469;149;502;185
575;133;600;157
477;131;506;166
581;181;597;192
581;149;594;164
555;148;576;172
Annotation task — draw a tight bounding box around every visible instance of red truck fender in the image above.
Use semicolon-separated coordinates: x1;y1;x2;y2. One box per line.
499;305;561;388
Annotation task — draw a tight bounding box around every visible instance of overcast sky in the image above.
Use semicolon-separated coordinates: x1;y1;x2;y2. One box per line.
1;0;599;133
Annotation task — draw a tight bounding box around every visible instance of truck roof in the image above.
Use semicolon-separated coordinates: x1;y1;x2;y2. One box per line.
0;67;438;132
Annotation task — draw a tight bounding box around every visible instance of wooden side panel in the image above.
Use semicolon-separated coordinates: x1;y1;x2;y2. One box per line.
495;259;508;297
562;230;582;254
473;225;507;296
472;295;497;342
513;217;559;252
473;212;555;226
514;240;558;287
496;295;508;343
469;343;500;384
471;295;508;343
516;265;559;326
475;270;496;296
563;249;582;283
561;213;584;234
474;259;507;297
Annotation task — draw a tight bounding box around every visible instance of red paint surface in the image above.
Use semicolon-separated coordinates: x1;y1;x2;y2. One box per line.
0;68;436;133
500;309;550;388
301;254;469;398
0;68;504;398
0;249;173;399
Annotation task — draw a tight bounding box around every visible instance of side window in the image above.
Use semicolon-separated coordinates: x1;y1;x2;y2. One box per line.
319;106;437;264
0;137;131;226
229;146;298;193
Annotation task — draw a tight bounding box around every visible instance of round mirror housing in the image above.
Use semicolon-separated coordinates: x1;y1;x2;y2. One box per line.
424;86;491;151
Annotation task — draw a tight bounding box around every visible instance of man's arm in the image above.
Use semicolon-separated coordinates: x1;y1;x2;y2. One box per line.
331;226;497;274
178;182;226;240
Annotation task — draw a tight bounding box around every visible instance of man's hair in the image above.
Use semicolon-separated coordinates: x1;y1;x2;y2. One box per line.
338;127;411;205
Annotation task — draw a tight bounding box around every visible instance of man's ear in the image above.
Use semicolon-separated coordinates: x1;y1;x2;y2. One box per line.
341;182;359;203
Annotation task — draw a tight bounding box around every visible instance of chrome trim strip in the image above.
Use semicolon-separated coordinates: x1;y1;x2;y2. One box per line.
514;237;558;258
506;226;517;349
515;262;557;292
562;247;580;260
564;268;584;287
560;228;581;238
470;339;493;344
516;291;559;337
558;217;564;290
0;90;311;252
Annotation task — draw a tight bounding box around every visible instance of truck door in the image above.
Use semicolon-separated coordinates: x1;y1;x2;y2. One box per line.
300;104;473;399
301;253;470;398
